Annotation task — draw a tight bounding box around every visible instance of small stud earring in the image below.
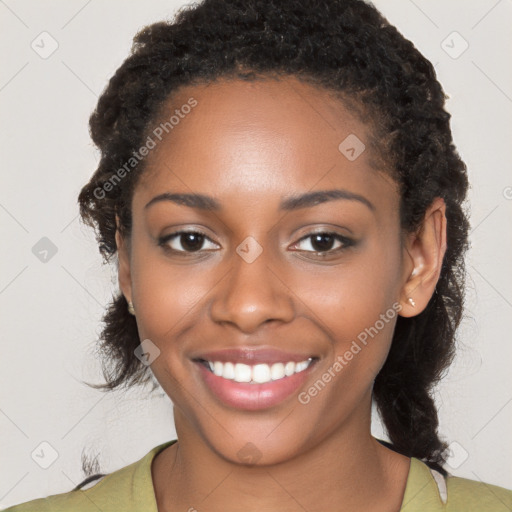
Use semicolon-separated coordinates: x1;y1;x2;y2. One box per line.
408;297;416;308
128;301;136;315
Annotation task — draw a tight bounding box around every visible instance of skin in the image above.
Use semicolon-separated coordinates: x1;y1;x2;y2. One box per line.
115;76;447;511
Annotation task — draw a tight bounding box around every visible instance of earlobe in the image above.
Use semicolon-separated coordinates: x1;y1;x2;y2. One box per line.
399;197;447;317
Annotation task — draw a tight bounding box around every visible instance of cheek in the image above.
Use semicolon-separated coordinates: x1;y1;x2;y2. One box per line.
294;242;402;372
292;269;400;423
129;241;217;342
298;249;400;328
300;276;397;364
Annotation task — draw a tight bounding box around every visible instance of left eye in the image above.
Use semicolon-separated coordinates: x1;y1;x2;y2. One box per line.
290;232;353;253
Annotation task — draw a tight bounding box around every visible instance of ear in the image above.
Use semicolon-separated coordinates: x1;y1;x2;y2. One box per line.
399;197;447;317
115;214;133;305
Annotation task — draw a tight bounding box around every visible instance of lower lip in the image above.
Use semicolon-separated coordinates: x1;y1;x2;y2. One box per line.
194;361;316;410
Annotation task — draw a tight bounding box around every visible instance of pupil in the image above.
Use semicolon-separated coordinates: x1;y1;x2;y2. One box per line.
311;234;334;252
182;233;203;251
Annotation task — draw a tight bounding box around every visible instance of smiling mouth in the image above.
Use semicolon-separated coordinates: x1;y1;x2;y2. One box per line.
194;358;317;384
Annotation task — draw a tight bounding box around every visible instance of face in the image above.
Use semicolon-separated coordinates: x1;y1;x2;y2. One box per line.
117;76;411;465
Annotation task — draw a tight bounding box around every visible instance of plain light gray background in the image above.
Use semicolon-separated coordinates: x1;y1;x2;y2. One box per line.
1;0;511;508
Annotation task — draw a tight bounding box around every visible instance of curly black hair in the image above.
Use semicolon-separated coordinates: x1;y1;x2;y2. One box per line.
77;0;470;476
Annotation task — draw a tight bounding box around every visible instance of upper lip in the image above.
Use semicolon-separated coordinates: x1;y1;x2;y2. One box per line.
192;347;318;365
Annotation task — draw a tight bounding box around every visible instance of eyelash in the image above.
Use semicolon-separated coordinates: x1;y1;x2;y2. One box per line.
157;229;355;257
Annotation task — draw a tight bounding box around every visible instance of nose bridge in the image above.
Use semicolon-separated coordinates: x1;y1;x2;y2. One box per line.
210;236;295;332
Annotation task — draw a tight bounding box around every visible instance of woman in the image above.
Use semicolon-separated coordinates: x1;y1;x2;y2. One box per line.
6;0;512;510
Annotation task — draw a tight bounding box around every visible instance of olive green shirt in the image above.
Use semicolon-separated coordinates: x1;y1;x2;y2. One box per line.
5;440;512;511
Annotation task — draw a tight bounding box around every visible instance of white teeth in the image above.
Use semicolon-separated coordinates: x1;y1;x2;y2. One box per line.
252;364;271;383
284;361;295;376
213;361;223;376
295;360;309;372
224;361;235;379
234;363;252;382
204;359;313;384
270;362;285;380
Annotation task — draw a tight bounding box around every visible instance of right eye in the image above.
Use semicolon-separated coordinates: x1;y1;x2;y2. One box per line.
158;230;220;254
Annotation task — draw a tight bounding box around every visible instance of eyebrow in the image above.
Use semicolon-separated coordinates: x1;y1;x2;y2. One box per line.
144;189;375;212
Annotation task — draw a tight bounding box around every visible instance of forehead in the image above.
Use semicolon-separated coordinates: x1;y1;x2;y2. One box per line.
135;76;398;213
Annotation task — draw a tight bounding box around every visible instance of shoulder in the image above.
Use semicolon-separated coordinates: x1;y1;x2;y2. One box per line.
2;441;176;512
445;474;512;511
2;467;136;512
402;457;512;511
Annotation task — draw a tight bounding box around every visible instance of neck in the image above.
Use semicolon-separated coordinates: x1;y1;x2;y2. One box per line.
152;404;410;512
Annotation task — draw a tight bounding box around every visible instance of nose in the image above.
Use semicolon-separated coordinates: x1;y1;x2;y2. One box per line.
210;245;295;334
